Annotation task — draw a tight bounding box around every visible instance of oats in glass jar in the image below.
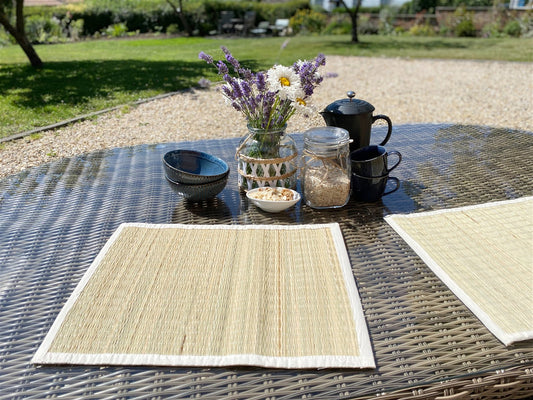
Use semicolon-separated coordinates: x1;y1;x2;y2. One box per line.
304;166;351;208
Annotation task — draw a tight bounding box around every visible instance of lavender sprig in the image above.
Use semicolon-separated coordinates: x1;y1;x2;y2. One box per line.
198;47;325;130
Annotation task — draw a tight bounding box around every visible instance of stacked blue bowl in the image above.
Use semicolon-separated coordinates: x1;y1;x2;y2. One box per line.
163;150;229;202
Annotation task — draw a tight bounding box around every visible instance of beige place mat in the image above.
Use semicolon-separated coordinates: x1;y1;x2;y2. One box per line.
32;223;375;369
385;197;533;346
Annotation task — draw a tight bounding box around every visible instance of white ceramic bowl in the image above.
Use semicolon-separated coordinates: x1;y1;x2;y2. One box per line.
246;187;301;213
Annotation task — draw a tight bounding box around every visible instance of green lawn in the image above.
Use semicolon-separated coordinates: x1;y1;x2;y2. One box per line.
0;35;531;139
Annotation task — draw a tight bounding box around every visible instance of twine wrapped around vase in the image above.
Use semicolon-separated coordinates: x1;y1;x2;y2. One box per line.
236;125;298;191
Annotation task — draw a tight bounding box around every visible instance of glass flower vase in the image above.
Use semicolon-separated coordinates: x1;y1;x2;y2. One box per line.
236;124;298;192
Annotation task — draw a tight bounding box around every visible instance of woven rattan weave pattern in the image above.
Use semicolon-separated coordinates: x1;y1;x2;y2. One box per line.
0;124;532;400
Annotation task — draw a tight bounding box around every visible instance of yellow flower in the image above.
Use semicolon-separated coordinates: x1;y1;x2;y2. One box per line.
279;77;291;86
292;89;313;117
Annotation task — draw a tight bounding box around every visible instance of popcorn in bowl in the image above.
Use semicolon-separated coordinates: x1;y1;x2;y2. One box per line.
246;187;301;213
247;187;295;202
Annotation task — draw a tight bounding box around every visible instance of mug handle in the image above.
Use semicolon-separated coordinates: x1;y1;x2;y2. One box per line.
372;114;393;146
386;150;402;173
383;176;400;196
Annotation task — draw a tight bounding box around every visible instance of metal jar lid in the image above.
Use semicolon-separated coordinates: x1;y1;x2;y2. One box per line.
322;91;375;115
304;126;351;152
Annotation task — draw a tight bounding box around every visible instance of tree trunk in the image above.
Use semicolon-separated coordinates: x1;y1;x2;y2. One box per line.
165;0;193;36
340;0;363;43
350;11;359;43
0;1;43;68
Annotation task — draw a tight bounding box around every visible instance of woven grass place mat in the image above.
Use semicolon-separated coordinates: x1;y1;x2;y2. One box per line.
32;223;375;369
385;196;533;346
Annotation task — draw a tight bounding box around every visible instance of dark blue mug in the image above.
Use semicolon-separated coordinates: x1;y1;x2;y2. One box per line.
351;145;402;178
352;174;399;202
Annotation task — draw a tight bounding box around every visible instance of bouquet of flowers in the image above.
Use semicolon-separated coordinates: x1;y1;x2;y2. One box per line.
198;46;326;131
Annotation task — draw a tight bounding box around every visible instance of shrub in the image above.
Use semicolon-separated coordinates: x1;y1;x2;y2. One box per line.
105;22;128;37
252;0;309;24
503;20;522;37
378;6;397;35
358;14;379;35
408;23;436;36
455;18;476;37
521;13;533;37
289;9;327;35
481;21;502;38
394;26;407;35
25;15;64;43
69;19;85;40
166;23;180;35
21;0;309;39
438;25;451;36
452;6;477;37
323;15;351;35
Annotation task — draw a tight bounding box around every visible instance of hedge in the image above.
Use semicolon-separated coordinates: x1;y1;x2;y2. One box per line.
23;0;310;37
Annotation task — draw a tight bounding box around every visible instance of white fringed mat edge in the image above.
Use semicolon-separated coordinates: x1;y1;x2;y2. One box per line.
32;223;375;369
385;197;533;346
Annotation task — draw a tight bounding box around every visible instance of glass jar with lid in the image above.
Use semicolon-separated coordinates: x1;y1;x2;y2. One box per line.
302;127;352;209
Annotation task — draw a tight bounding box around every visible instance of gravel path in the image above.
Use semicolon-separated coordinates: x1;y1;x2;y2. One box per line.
1;55;532;179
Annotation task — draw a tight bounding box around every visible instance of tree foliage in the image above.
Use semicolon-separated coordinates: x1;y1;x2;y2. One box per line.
400;0;494;14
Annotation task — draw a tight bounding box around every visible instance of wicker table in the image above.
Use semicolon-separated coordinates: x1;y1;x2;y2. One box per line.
1;124;532;400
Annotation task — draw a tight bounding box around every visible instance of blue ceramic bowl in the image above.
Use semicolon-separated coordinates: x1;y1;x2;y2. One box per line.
163;150;229;185
166;174;228;202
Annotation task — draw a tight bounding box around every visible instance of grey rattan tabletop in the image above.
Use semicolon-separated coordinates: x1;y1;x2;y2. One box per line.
1;124;532;400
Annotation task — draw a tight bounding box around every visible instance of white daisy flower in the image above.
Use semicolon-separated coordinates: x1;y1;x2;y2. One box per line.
266;65;301;100
291;89;314;117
